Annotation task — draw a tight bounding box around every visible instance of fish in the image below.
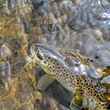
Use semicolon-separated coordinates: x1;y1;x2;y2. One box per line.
29;43;108;110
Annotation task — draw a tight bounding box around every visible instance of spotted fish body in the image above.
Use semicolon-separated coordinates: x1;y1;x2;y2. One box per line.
40;56;107;110
30;44;107;110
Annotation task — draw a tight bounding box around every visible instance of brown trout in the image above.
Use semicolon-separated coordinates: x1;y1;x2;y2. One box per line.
29;43;108;110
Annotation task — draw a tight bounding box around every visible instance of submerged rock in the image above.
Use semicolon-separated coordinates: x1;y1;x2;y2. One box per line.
32;0;48;16
68;0;110;30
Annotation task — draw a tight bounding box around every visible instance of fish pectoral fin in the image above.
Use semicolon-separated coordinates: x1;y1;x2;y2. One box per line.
101;75;110;84
70;99;81;110
70;92;83;110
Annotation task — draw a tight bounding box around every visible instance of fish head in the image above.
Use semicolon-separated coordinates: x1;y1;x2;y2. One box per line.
30;43;65;76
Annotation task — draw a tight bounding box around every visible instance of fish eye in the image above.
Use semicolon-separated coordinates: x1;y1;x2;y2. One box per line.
43;60;47;64
94;55;99;59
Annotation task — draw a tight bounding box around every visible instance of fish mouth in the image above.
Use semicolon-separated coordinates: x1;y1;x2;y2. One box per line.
31;43;65;61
